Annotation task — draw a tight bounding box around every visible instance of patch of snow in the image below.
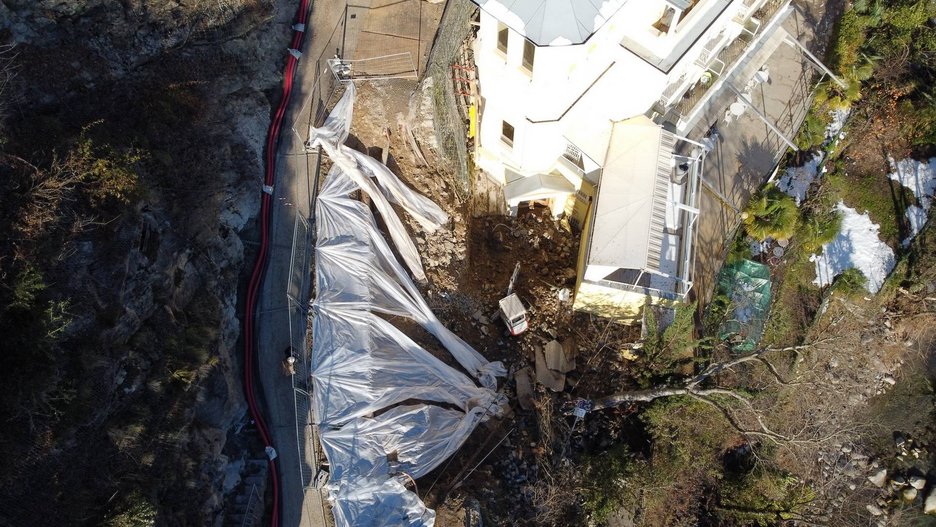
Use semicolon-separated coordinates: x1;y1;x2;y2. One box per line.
902;205;929;248
887;157;936;246
777;152;823;205
825;108;850;142
888;157;936;210
810;202;895;294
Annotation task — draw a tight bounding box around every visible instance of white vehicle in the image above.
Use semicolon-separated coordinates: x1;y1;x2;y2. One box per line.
498;263;528;336
498;293;528;336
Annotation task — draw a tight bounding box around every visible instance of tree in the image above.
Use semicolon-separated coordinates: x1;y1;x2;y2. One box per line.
742;185;799;242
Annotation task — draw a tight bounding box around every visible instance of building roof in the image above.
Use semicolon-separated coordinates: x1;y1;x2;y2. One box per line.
504;172;575;204
587;116;673;271
472;0;629;46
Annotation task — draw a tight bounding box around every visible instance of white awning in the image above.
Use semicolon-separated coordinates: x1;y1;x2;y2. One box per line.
587;116;672;271
472;0;630;46
503;172;575;204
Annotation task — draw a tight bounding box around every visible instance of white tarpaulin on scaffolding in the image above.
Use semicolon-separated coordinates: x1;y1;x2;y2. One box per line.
307;84;505;527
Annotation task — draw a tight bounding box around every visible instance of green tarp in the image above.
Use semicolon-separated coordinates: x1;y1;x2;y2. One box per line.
716;260;772;352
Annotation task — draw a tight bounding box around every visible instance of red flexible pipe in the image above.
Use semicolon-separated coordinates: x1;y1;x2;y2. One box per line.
244;2;310;525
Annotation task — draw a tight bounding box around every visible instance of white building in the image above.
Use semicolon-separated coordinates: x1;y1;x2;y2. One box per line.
468;0;795;321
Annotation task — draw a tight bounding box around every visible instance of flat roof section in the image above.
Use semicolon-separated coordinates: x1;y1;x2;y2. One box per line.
587;116;673;271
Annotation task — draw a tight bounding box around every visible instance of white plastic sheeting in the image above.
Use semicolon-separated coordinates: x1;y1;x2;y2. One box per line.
307;85;504;527
330;476;436;527
308;83;448;281
320;404;485;482
310;306;496;425
315;168;505;389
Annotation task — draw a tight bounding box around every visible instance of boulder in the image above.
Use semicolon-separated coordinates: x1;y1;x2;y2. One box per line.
903;488;918;502
910;476;927;490
868;469;888;488
926;489;936;515
866;505;884;516
514;367;535;411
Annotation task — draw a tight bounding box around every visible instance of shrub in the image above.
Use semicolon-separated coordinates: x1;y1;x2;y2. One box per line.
641;396;738;483
581;444;634;523
725;233;753;265
831;267;868;297
798;208;842;253
742;186;799;242
794;112;828;150
717;466;814;525
639;302;700;385
103;489;157;527
72;131;144;207
9;263;46;312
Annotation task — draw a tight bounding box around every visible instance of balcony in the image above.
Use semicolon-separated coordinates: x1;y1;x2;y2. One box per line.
671;0;793;132
674;21;757;117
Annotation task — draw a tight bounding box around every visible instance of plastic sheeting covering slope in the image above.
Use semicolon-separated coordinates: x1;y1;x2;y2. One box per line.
311;306;496;425
308;86;504;527
321;405;485;482
330;476;436;527
308;83;447;281
314;169;504;388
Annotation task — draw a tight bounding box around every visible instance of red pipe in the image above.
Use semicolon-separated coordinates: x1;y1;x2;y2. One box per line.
244;2;310;525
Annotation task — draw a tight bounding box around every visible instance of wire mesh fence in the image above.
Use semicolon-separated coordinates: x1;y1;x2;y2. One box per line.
287;202;316;490
420;0;477;195
327;53;417;82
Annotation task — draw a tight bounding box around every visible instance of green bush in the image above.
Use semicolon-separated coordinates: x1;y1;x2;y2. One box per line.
831;267;868;297
742;186;799;242
641;396;737;479
72;132;144;207
9;263;46;312
104;489;157;527
794;112;829;150
798;208;842;253
581;444;634;523
639;302;700;385
726;233;753;265
717;467;814;525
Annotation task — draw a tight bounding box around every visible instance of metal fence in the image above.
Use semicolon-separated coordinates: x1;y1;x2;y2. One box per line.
420;0;477;196
286;179;317;490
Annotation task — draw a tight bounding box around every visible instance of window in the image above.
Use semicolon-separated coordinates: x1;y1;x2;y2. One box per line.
501;121;515;147
497;23;509;54
522;39;536;72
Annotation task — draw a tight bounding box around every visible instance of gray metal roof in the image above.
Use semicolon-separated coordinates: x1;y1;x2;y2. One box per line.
472;0;630;46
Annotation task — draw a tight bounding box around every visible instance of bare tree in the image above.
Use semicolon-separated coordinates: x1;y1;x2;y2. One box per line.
584;336;869;451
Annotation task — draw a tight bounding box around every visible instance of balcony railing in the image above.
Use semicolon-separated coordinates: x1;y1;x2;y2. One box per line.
657;0;788;112
675;25;755;117
673;0;792;131
590;277;685;302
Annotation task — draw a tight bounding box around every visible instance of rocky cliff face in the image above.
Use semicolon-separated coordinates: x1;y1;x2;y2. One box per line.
0;0;293;524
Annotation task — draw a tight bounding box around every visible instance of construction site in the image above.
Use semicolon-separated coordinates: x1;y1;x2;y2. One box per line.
265;0;845;524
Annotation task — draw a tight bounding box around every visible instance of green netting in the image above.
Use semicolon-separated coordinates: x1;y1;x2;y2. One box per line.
716;259;772;352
